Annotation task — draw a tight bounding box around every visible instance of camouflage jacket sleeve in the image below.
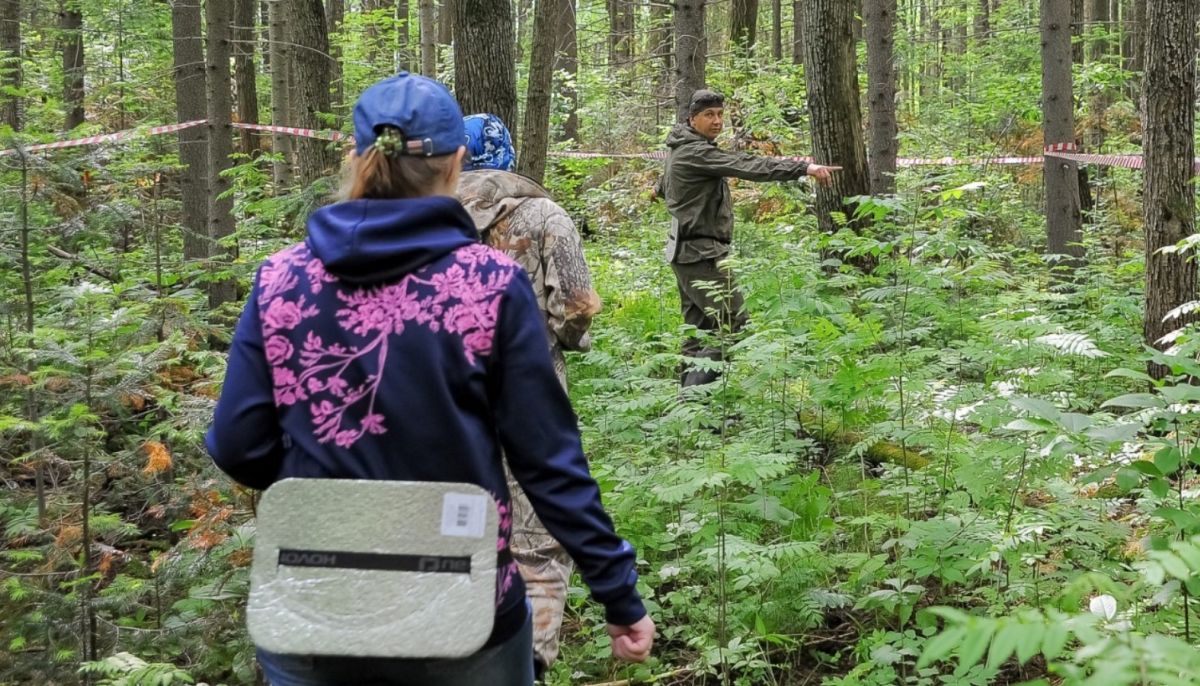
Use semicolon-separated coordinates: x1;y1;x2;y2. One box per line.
536;200;601;352
675;141;809;182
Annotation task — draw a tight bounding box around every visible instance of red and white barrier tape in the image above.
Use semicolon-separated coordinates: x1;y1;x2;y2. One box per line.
0;120;207;157
5;119;1199;172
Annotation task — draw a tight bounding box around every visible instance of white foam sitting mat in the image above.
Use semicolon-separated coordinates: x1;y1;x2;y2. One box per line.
248;479;499;658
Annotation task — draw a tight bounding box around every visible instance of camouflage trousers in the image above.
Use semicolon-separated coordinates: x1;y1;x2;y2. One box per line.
504;463;574;672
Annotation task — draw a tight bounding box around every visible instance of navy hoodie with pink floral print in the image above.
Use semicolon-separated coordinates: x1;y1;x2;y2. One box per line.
206;195;645;646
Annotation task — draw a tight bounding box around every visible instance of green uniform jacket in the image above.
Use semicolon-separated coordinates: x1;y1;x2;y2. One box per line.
656;124;809;263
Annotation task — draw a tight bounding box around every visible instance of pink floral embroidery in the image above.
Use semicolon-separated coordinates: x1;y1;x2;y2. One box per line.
259;242;517;448
494;495;516;605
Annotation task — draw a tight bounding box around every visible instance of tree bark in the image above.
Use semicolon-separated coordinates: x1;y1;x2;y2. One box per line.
171;0;209;262
1087;0;1110;152
1123;0;1144;101
235;0;262;156
327;0;345;124
396;0;411;72
1;0;20;130
798;0;871;235
974;0;989;40
730;0;758;53
453;0;517;130
791;0;805;65
1071;0;1085;64
1041;0;1085;269
61;1;84;131
518;0;555;183
1142;0;1197;378
865;0;898;195
555;0;579;141
206;0;238;308
771;0;782;60
438;0;453;72
419;0;436;75
290;0;336;183
268;0;293;188
673;0;706;123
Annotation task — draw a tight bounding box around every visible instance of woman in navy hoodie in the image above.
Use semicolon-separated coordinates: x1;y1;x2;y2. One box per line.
206;73;654;685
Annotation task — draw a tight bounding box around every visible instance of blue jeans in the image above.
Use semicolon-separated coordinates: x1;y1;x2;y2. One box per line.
257;613;534;686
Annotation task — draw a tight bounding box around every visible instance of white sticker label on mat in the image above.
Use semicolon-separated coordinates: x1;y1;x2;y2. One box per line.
441;493;487;538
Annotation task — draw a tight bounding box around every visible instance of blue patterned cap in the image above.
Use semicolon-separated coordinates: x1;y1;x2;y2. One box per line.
463;114;516;171
353;72;465;157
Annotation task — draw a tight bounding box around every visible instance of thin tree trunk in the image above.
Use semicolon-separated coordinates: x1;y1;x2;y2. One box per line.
268;0;293;188
207;0;238;308
555;0;579;141
1087;0;1110;152
235;0;262;156
61;1;84;131
1123;0;1144;101
1;0;21;130
798;0;871;235
792;0;805;65
1041;0;1085;269
1071;0;1085;64
673;0;706;123
975;0;989;40
438;0;453;72
396;0;411;71
453;0;517;129
1142;0;1197;378
865;0;898;195
420;0;436;75
172;0;209;262
771;0;781;60
290;0;335;183
650;0;672;124
327;0;345;125
518;0;555;183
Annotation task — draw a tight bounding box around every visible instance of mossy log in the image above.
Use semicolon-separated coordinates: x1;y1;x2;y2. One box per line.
798;412;931;470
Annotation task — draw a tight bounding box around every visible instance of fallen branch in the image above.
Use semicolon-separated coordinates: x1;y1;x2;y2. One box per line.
583;667;692;686
46;245;119;283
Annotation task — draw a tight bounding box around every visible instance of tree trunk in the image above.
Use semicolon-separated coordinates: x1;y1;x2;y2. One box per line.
453;0;517;129
1071;0;1085;64
649;0;671;124
268;0;293;188
1087;0;1110;152
172;0;210;262
1;0;21;130
1142;0;1197;378
235;0;261;156
518;0;555;183
798;0;871;235
730;0;758;53
792;0;804;65
61;1;84;131
771;0;782;60
419;0;436;75
327;0;345;124
975;0;989;40
397;0;411;71
673;0;706;123
1041;0;1085;269
206;0;238;308
290;0;335;183
1123;0;1144;101
438;0;453;72
865;0;898;195
555;0;579;141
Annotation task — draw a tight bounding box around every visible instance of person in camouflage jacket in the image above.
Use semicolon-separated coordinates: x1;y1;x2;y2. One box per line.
459;114;601;677
654;89;839;386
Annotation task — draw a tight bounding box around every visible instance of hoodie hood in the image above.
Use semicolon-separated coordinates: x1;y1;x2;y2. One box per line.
306;195;479;284
457;169;551;232
666;123;711;149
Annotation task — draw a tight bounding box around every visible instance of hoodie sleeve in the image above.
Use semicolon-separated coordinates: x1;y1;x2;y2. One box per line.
488;271;646;626
205;275;285;490
678;142;809;182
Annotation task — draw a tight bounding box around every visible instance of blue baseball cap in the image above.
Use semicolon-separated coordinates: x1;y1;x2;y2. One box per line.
463;114;516;171
352;72;465;157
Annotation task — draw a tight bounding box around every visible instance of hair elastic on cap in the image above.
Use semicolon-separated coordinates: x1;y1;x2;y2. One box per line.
373;129;436;158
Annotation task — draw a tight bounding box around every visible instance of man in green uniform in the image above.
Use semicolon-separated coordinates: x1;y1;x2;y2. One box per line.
655;89;838;386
